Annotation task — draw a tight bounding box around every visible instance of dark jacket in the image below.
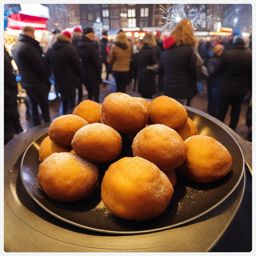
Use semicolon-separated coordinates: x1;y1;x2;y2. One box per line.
4;48;18;117
214;45;252;97
131;52;138;79
11;34;50;89
207;55;222;88
100;37;108;63
160;36;197;99
198;40;208;64
156;39;164;61
136;44;158;97
72;34;82;52
77;36;101;89
47;36;82;97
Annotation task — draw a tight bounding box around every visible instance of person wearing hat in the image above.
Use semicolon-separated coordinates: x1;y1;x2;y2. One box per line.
213;36;252;130
46;30;82;114
100;30;111;80
72;26;83;50
72;26;83;103
12;26;51;126
77;27;101;102
52;28;61;34
206;43;224;117
48;28;61;50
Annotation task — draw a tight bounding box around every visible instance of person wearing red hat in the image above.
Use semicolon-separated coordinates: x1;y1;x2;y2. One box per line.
73;26;82;33
61;30;72;40
72;26;82;49
47;30;82;114
72;26;83;103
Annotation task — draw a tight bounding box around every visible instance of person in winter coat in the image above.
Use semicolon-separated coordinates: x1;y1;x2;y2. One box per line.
130;40;141;91
4;46;23;144
47;28;61;50
77;27;101;102
100;30;111;80
154;31;164;94
160;19;198;106
47;31;82;114
72;26;83;51
72;26;83;103
214;36;252;130
206;44;224;117
107;32;132;92
198;39;208;64
136;33;158;98
12;26;51;126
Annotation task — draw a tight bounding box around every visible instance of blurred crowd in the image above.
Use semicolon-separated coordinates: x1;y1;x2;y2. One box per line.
4;18;252;144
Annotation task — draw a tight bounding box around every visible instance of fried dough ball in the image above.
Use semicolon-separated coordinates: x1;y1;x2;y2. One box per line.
101;157;174;221
134;97;150;111
149;95;188;129
73;99;101;123
181;135;233;183
39;136;69;162
176;117;198;140
102;92;148;135
48;114;87;148
164;169;177;188
132;124;186;170
38;152;99;202
72;123;122;163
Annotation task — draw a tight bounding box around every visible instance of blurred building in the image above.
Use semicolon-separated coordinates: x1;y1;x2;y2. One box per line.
44;4;81;31
79;4;162;31
153;4;164;27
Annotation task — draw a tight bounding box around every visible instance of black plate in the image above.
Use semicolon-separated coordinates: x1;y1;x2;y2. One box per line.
20;107;244;234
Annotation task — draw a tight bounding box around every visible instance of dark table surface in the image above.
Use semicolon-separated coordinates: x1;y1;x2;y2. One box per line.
4;115;252;252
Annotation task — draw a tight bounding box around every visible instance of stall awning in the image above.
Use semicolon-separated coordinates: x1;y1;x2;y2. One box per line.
7;13;48;30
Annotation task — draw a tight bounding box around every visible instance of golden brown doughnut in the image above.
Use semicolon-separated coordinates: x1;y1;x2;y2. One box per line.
48;114;87;148
134;97;150;111
38;152;99;202
149;95;188;129
71;123;122;163
176;117;198;140
181;135;233;183
132;124;186;170
101;157;173;221
39;136;69;162
73;99;102;123
101;92;148;135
